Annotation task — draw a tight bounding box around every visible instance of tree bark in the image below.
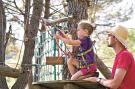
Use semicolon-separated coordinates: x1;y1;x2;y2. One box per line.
43;16;72;26
95;55;112;79
11;0;43;89
0;0;9;89
67;0;88;29
0;65;20;78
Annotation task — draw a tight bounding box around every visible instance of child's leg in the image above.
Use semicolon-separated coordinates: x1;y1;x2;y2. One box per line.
67;58;79;76
71;70;83;80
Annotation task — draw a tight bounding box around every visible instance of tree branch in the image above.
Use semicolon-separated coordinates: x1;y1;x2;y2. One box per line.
42;16;72;26
13;0;24;15
0;65;21;78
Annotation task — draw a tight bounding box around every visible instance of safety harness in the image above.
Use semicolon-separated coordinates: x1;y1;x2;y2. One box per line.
77;45;96;70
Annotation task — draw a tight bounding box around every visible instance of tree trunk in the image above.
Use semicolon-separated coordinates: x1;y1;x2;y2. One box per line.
11;0;43;89
67;0;88;31
95;55;112;79
0;0;9;89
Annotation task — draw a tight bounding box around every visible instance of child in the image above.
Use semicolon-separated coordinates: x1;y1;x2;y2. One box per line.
55;20;97;80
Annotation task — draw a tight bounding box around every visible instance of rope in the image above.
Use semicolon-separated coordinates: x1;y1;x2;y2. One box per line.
0;61;113;69
3;17;71;69
42;19;72;56
0;62;46;67
14;38;23;69
48;27;69;56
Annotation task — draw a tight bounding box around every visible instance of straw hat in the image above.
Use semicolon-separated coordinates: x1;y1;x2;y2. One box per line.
107;25;128;48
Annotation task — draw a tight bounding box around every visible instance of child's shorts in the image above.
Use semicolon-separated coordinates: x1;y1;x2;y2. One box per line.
80;64;97;75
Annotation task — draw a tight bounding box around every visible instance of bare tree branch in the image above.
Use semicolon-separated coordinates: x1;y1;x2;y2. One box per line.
13;0;24;15
3;0;24;15
49;7;66;16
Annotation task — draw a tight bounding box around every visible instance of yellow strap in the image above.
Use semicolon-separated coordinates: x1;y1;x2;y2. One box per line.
81;55;86;62
79;63;96;68
78;47;93;68
80;47;93;56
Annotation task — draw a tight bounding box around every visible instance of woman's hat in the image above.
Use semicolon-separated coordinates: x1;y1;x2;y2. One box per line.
107;25;128;48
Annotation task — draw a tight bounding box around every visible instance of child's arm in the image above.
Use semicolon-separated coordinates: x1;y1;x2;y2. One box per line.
55;34;81;46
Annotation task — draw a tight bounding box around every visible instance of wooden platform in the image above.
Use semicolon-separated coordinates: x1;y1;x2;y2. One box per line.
32;80;106;89
46;57;65;65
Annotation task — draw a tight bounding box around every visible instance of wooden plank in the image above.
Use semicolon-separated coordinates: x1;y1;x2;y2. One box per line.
64;84;84;89
33;80;106;89
31;85;43;89
32;85;49;89
45;57;65;65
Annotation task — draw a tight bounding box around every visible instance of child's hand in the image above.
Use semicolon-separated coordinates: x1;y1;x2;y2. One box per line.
54;34;62;39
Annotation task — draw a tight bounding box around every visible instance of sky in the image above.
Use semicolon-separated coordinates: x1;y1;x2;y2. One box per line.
96;0;135;28
112;0;135;28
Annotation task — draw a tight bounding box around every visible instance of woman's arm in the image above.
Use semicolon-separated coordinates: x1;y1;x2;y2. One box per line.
101;68;127;89
83;68;127;89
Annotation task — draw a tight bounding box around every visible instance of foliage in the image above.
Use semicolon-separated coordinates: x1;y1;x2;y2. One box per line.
96;36;114;68
128;29;135;54
96;0;134;26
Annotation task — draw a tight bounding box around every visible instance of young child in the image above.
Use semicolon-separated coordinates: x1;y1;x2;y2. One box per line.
55;20;97;80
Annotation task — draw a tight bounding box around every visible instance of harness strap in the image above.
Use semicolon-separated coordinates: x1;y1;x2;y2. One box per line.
77;47;93;56
77;47;94;69
79;62;96;74
79;62;96;69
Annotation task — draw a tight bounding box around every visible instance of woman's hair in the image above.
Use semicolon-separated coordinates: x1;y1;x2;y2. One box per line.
78;20;94;35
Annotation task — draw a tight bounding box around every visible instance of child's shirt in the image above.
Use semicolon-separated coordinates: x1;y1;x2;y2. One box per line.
78;36;95;64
